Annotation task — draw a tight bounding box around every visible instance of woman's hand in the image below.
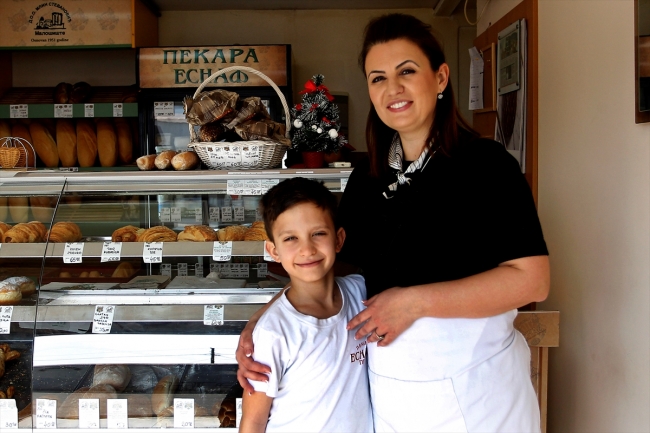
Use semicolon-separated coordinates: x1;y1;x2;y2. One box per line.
347;286;422;347
236;322;272;394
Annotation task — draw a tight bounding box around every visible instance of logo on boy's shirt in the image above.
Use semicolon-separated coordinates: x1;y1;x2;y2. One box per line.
350;341;367;365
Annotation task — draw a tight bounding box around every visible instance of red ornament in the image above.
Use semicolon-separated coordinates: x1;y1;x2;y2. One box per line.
322;117;330;124
309;103;318;112
299;79;335;102
296;104;302;111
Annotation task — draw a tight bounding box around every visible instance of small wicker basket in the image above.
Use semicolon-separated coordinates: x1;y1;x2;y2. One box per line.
187;66;291;170
0;137;36;169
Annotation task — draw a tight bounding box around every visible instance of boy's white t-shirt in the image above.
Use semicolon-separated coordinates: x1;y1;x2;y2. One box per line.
250;274;372;433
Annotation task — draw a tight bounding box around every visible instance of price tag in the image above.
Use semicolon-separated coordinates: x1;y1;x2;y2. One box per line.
84;103;95;117
0;399;18;429
78;399;100;429
264;240;275;262
63;242;84;264
204;305;224;326
243;179;262;195
209;207;220;223
107;399;128;429
173;398;194;429
194;207;203;223
160;263;172;277
221;207;233;223
171;207;182;222
213;241;232;262
178;263;188;276
101;241;122;263
143;242;163;263
9;104;28;119
35;399;57;429
54;104;73;118
241;145;260;168
341;178;348;192
0;306;13;335
255;209;263;221
233;206;245;222
212;263;249;278
113;103;123;117
160;207;171;222
236;398;242;428
257;263;268;278
224;145;242;167
154;101;175;118
227;179;244;195
207;146;226;168
261;179;280;194
92;305;115;334
195;263;203;277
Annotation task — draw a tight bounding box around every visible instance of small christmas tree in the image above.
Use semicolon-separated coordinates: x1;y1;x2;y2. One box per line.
290;75;347;153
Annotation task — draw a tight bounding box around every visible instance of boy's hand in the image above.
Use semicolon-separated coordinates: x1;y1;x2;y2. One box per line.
236;325;272;393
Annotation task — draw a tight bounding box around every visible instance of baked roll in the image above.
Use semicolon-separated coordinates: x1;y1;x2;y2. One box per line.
171;151;200;171
29;196;56;223
57;387;91;419
243;226;268;241
216;225;247;241
3;221;46;243
92;364;132;392
151;375;179;415
8;197;28;223
111;262;135;278
136;226;177;242
3;276;36;296
0;222;12;240
136;154;156;171
154;150;177;170
45;222;83;243
0;280;21;306
177;225;218;242
111;225;143;242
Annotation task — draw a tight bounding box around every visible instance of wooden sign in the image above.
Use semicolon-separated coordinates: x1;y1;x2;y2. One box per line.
0;0;132;48
138;45;288;88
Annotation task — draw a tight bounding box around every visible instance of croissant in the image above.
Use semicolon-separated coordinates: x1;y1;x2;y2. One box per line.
111;262;135;278
243;226;269;241
216;225;247;241
2;221;46;243
251;221;265;229
111;225;143;242
136;226;177;242
45;222;83;243
177;225;218;242
0;222;12;240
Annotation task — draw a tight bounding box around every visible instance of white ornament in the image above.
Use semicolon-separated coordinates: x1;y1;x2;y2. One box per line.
317;128;323;134
311;125;317;130
328;129;338;139
293;119;303;128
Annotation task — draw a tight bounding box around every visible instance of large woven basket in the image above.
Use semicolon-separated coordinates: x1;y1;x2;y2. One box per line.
0;137;36;169
188;66;291;170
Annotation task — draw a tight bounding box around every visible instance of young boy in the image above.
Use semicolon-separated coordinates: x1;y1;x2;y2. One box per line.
239;177;372;433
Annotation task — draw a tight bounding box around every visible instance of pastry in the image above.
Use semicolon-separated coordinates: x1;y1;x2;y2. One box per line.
177;225;218;242
89;270;101;278
29;196;56;223
199;122;225;142
56;119;77;167
111;262;135;278
58;387;91;419
171;151;200;171
97;119;117;167
136;154;156;171
92;364;132;392
114;119;133;164
3;276;36;296
3;221;46;243
0;280;21;306
136;226;177;242
151;375;178;415
59;271;72;278
8;197;28;223
0;222;12;239
251;221;265;229
29;122;59;167
154;150;177;170
79;271;89;278
111;225;142;242
0;344;20;379
69;82;91;104
45;222;83;243
77;120;98;167
53;82;72;104
216;225;247;241
243;227;268;241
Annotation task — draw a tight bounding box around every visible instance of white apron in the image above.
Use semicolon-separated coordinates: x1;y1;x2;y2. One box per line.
368;310;540;433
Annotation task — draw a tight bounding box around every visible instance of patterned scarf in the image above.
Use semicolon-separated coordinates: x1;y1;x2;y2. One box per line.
383;134;437;199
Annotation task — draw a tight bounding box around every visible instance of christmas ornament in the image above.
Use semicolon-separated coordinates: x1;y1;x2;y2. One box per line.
294;119;303;128
317;128;323;133
311;125;317;130
328;129;338;139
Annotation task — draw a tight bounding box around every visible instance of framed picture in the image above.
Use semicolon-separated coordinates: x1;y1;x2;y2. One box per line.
497;20;521;95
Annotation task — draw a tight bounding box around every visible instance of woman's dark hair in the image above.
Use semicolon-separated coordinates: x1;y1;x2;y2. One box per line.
359;13;477;177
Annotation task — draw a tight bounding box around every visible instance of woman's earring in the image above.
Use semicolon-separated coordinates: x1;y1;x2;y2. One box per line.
437;92;444;100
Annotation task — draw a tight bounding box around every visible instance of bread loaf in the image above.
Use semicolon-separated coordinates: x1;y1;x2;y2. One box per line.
136;226;177;242
97;119;117;167
114;119;133;164
56;119;77;167
58;387;90;419
0;222;12;239
3;277;36;296
243;226;268;241
154;150;177;170
45;222;83;243
0;197;7;221
217;225;247;241
8;197;28;223
151;375;179;415
29;196;56;222
53;82;72;104
0;280;22;306
171;151;200;171
10;123;36;166
29;122;59;167
177;225;218;242
136;154;156;171
111;225;142;242
111;262;135;278
77;120;98;167
92;364;132;392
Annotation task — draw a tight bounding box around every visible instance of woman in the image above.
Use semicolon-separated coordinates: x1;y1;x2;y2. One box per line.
237;13;549;433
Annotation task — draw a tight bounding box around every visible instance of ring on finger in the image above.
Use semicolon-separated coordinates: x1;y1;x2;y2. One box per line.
374;330;385;341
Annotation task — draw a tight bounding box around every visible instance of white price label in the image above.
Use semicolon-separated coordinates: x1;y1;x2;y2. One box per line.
341;178;348;192
92;305;115;334
0;306;13;334
107;399;128;429
101;241;122;263
213;241;232;262
35;399;57;429
143;242;163;263
257;263;268;278
171;207;182;222
78;399;100;429
264;240;275;262
221;207;233;223
160;207;171;222
209;207;220;222
85;103;95;117
9;104;28;119
207;146;226;168
0;399;18;429
195;263;203;277
160;263;172;276
227;179;244;195
224;145;242;167
243;179;262;195
194;207;203;223
261;179;280;194
154;101;175;118
174;398;195;429
233;206;245;222
54;104;73;118
204;304;224;326
241;145;260;168
113;103;123;117
63;242;84;264
178;263;188;276
236;398;242;428
211;263;249;278
255;209;263;221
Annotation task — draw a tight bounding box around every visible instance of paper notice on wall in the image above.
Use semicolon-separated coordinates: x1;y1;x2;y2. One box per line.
469;47;484;111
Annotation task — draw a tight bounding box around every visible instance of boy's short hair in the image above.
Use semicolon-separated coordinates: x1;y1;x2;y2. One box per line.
261;177;338;241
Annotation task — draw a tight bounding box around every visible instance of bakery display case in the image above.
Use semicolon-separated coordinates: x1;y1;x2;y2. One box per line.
0;168;350;430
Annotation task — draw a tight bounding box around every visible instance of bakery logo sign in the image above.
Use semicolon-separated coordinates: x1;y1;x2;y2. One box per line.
29;2;71;41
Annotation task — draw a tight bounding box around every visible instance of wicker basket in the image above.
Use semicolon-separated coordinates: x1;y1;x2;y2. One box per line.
0;137;36;169
187;66;291;170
